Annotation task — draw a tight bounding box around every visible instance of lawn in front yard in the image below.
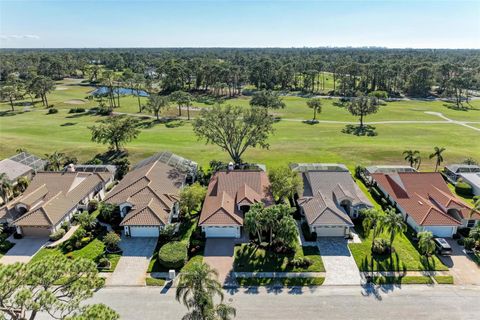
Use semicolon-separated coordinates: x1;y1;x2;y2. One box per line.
348;223;448;272
236;277;325;286
30;234;121;272
234;243;325;272
371;275;434;285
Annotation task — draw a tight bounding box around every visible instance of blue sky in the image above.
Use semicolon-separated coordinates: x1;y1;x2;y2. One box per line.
0;0;479;48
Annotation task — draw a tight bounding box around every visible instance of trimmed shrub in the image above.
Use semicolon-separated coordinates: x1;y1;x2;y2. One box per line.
158;241;188;269
103;231;121;252
88;200;99;213
288;257;312;268
68;107;86;113
372;238;391;255
60;221;70;232
47;108;58;114
49;229;65;241
97;257;110;268
463;237;475;251
455;179;473;196
301;221;317;241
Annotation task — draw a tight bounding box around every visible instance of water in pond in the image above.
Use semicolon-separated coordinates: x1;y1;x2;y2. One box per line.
91;87;149;97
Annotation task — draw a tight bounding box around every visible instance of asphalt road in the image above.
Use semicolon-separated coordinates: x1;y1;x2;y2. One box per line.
78;285;480;320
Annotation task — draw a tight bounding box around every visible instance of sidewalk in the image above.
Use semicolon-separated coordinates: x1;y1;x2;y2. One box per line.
45;225;79;248
234;272;326;278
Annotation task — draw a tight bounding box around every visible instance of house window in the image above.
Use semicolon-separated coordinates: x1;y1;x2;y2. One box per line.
467;220;476;228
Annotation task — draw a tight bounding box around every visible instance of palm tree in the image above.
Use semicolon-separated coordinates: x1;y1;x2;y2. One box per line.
429;146;446;172
418;231;436;256
276;215;299;250
383;208;406;249
360;208;385;248
45;151;66;171
0;173;13;203
215;303;237;320
244;203;264;243
403;150;421;169
306;98;322;121
16;176;29;193
176;262;235;320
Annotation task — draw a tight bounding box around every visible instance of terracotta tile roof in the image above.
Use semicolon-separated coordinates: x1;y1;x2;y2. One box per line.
105;154;190;227
199;170;273;226
371;172;478;226
11;171;112;227
296;170;372;227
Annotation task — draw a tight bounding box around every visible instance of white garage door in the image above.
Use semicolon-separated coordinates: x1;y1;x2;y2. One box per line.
424;226;455;238
130;226;159;237
204;226;239;238
315;226;346;237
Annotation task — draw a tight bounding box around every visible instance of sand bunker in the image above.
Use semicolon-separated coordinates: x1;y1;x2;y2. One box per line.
55;86;69;91
64;99;86;105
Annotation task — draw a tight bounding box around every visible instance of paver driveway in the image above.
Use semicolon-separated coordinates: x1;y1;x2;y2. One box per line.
438;239;480;285
107;237;157;286
0;237;47;265
317;238;361;285
204;238;235;286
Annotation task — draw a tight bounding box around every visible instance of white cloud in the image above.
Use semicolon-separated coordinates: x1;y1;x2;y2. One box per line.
0;34;40;40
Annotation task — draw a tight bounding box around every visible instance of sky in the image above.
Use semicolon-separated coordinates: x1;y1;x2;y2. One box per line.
0;0;479;49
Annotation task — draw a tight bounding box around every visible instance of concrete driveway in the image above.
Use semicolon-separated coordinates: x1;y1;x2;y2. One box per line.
0;237;47;265
107;237;158;286
204;238;235;286
438;239;480;285
317;238;361;285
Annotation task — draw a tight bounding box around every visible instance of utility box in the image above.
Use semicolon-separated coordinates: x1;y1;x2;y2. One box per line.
169;269;176;281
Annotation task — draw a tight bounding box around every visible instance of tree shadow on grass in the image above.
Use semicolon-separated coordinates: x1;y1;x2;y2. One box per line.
342;124;377;136
60;122;77;127
0;110;24;117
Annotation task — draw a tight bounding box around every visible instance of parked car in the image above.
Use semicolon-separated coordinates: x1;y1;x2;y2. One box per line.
434;237;453;255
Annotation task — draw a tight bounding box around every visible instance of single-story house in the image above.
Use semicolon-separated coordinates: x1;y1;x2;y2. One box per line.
104;152;197;237
0;152;46;185
0;167;113;237
293;163;373;237
459;172;480;196
371;172;480;238
198;168;273;238
444;164;480;184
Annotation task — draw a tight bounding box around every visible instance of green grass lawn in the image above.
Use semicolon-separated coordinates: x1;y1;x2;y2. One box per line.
234;244;325;272
145;277;166;286
236;276;325;287
349;224;448;272
433;275;454;284
1;107;478;172
30;234;121;272
371;275;434;285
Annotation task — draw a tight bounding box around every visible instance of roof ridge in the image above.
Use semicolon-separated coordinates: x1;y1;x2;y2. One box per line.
105;175;149;200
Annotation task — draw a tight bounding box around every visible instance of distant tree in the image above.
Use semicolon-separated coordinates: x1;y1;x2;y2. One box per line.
403;150;421;169
0;257;118;320
89;115;140;153
179;182;207;215
44;151;66;171
193;105;275;164
169;91;192;119
145;95;170;120
429;146;446;172
406;66;433;97
347;96;379;129
132;73;145;112
249;90;285;113
0;74;23;111
418;231;435;256
306;98;322;121
30;75;55;107
268;166;303;203
176;262;235;320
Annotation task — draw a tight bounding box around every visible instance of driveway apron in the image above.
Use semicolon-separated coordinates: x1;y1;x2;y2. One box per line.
317;238;361;285
107;237;157;286
0;237;47;265
204;238;235;286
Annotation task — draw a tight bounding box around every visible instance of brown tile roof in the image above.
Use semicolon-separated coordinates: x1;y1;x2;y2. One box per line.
371;172;478;226
11;171;112;227
297;170;372;227
199;170;273;226
105;155;188;227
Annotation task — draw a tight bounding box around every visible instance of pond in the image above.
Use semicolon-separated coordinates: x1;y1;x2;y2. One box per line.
91;86;149;97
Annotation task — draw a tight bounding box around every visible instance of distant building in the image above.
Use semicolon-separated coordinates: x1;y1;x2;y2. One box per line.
444;164;480;183
0;152;46;184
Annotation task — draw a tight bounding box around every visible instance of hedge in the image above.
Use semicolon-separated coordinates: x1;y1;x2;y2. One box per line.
158;241;188;269
455;180;473;196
